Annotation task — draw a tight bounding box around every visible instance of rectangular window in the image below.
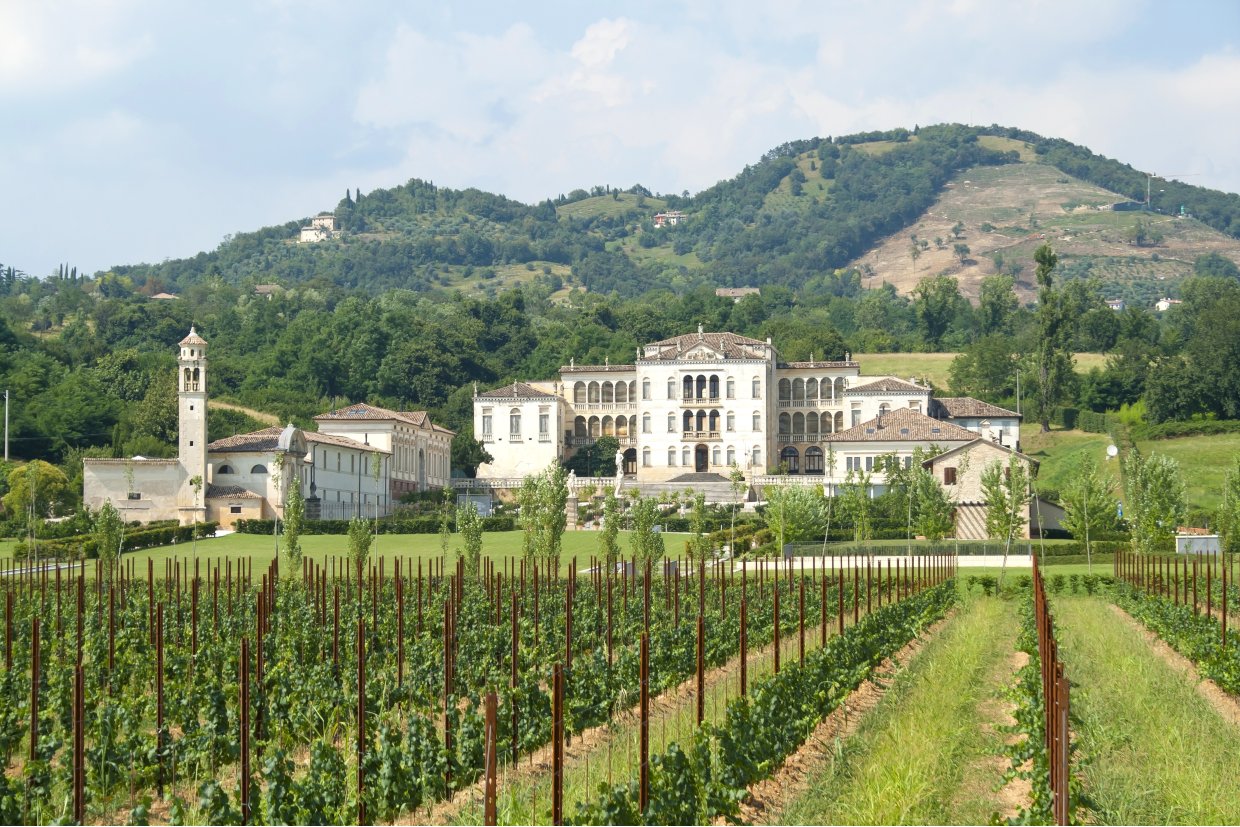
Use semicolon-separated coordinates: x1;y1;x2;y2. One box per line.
230;505;242;514
944;466;957;485
539;412;550;442
482;410;493;439
904;456;912;470
127;492;141;500
851;409;861;427
351;455;355;473
865;456;873;472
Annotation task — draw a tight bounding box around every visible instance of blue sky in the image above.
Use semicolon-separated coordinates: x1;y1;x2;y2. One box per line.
3;0;1238;276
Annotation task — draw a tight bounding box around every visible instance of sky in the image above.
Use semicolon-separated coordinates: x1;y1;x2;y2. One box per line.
3;0;1239;277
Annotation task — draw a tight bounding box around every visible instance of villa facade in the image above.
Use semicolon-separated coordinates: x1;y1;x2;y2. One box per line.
473;329;1023;493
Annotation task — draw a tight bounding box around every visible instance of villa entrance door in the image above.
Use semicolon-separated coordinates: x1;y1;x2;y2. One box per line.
695;444;709;472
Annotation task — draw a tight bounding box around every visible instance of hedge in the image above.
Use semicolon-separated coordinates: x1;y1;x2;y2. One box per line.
15;522;220;562
233;516;516;536
1129;419;1240;441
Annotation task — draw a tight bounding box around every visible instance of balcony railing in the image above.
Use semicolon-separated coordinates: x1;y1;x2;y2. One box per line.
778;399;843;408
681;430;722;441
568;435;637;447
777;434;834;444
572;401;639;412
681;394;722;407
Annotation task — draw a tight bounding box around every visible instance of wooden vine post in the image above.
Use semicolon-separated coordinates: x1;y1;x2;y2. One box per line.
639;633;650;815
357;617;367;825
484;691;498;826
552;662;564;826
240;637;251;825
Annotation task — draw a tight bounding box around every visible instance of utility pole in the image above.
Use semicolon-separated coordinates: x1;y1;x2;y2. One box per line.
4;389;8;462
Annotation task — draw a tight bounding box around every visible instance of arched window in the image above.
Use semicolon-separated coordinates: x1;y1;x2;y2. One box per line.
834;377;845;399
834;411;845;432
668;447;677;466
778;378;791;401
726;377;735;399
752;377;761;399
780;446;800;473
792;412;805;435
630;381;637;401
574;416;587;437
615;382;628;403
806;378;818;402
588;416;601;438
510;408;522;438
879;403;891;415
696;410;707;432
696;375;707;399
805;447;824;474
588;382;600;403
709;410;720;433
616;415;629;437
712;446;721;466
641;379;651;400
683;411;693;432
682;447;691;466
778;412;791;435
709;375;720;400
683;376;694;400
250;464;268;474
726;446;736;466
667;377;677;399
792;378;805;404
821;412;832;434
642;413;651;433
642;447;651;467
753;412;761;431
667;413;676;433
726;411;735;431
602;415;615;436
602;382;614;404
807;414;819;437
752;447;762;468
217;464;234;475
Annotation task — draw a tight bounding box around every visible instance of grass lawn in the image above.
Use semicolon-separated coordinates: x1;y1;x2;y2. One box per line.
779;595;1019;825
854;352;1106;392
1020;424;1120;495
1133;432;1240;512
0;530;644;574
1053;596;1240;824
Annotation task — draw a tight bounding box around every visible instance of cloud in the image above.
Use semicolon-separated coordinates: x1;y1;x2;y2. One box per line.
0;1;151;95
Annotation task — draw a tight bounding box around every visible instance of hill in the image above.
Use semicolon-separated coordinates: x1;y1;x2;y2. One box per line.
850;159;1240;305
106;124;1240;302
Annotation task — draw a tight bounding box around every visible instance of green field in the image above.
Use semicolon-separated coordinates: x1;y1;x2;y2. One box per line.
1134;432;1240;512
555;192;665;220
1020;424;1120;495
854;352;1107;392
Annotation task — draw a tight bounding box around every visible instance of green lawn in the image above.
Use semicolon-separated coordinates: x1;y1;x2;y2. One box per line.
1133;432;1240;512
779;595;1019;824
1053;596;1240;824
1020;424;1120;495
854;353;1108;392
0;530;642;574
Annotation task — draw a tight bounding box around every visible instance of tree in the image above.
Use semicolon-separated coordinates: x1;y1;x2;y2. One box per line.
4;460;71;531
347;516;373;572
1122;449;1186;556
978;275;1018;335
599;489;621;568
687;492;711;565
1059;455;1117;573
912;467;954;541
283;475;304;571
456;501;483;575
764;483;825;551
981;456;1031;583
728;463;746;556
93;500;124;577
951;220;965;239
839;469;873;544
1218;456;1240;556
953;243;971;264
1031;245;1074;432
911;275;960;349
630;495;664;565
439;486;454;558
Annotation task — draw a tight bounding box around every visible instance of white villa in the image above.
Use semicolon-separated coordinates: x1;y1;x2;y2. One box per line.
83;329;453;529
473;329;1052;538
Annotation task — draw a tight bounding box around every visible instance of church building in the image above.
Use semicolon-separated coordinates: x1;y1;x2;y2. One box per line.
83;328;454;528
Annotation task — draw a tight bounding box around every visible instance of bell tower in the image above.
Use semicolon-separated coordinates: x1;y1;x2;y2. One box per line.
178;327;209;522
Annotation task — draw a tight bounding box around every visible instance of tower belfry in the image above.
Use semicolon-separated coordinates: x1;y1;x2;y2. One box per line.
178;326;208;517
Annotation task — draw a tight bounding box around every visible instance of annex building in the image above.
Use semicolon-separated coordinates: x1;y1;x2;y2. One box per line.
83;328;453;529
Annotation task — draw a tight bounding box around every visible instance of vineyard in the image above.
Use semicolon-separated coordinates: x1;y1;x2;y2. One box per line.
0;550;956;825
